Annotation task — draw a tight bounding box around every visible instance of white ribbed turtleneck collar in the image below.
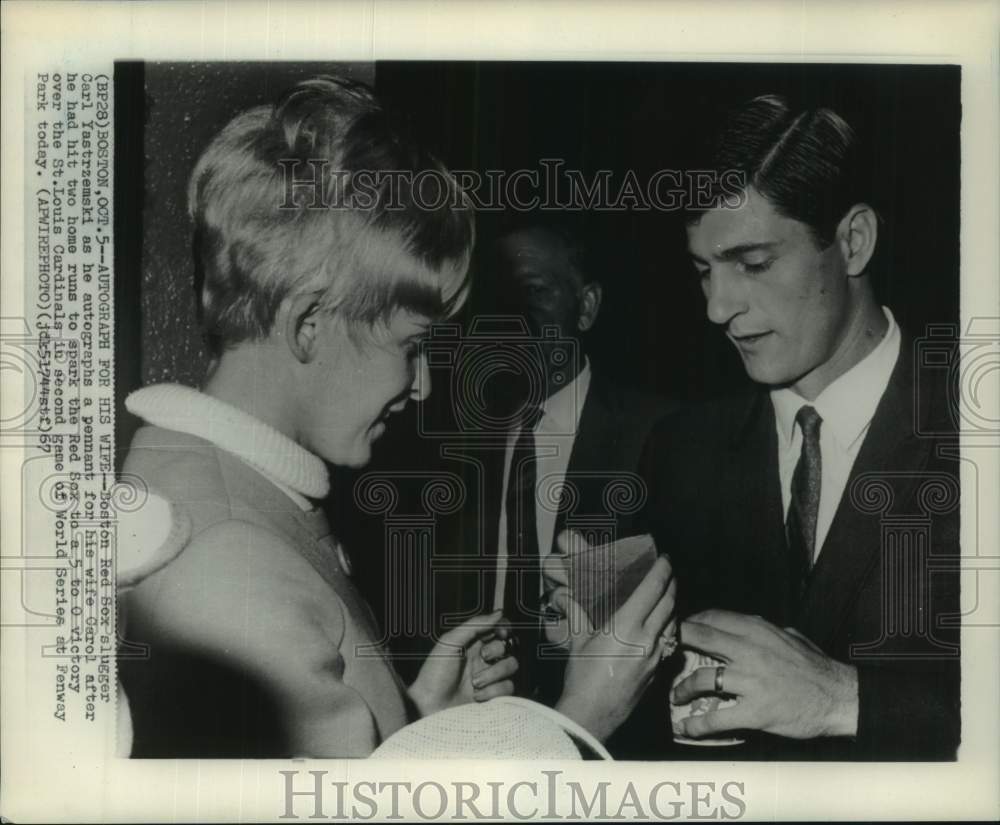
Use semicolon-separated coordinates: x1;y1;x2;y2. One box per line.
125;383;330;506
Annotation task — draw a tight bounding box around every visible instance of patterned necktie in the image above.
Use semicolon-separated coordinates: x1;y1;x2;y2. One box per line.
504;405;544;694
786;405;823;605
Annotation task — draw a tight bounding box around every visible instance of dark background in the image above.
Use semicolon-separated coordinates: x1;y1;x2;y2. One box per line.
116;61;961;669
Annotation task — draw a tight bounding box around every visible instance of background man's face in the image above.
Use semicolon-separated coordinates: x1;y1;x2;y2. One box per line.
687;187;853;392
497;229;583;339
494;229;586;401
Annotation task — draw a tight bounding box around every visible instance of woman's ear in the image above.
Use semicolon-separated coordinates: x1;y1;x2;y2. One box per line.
577;282;603;332
837;203;878;277
283;291;323;364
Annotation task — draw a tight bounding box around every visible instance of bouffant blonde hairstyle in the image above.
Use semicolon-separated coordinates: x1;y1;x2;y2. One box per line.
188;76;474;353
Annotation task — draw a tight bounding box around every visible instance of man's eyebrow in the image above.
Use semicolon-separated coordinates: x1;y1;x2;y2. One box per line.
690;241;781;263
512;265;553;282
518;275;552;287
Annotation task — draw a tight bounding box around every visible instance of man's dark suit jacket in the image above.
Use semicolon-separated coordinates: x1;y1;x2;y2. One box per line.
640;334;961;760
437;368;677;758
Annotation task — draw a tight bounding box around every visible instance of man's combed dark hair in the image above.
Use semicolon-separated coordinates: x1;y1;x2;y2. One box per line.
188;76;474;353
691;95;871;247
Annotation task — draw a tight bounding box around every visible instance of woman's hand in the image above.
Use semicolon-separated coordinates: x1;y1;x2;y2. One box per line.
407;611;519;717
552;553;677;742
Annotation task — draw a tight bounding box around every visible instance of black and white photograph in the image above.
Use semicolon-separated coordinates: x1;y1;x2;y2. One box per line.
115;58;964;763
2;2;998;822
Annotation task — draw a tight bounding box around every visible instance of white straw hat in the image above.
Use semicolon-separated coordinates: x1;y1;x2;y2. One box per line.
370;696;612;760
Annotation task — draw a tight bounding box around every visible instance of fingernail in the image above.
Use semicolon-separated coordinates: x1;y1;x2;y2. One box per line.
472;679;483;690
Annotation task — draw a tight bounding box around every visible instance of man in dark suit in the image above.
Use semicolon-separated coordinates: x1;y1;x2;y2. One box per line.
642;95;960;760
439;224;677;756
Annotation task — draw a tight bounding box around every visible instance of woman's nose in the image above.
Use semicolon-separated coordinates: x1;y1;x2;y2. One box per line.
411;351;432;401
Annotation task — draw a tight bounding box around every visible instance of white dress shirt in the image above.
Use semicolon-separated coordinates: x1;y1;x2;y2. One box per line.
770;307;901;561
493;361;592;609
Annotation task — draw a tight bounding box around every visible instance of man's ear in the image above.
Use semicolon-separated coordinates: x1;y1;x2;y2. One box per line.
837;203;878;277
283;291;324;364
577;282;603;332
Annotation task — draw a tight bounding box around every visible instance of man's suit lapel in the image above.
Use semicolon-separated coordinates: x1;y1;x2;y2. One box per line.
553;373;625;549
478;443;507;611
795;338;931;647
446;438;509;619
725;392;792;623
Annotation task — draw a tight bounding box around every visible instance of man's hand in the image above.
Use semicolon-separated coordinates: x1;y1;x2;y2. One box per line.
408;611;518;717
673;610;858;741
